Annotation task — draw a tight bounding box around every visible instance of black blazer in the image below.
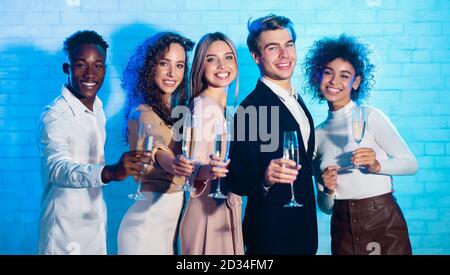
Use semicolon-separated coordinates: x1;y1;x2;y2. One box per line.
228;80;318;255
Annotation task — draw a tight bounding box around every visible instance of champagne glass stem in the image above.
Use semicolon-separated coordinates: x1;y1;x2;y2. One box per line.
181;175;195;192
137;177;142;194
215;178;222;193
290;182;296;201
354;142;360;168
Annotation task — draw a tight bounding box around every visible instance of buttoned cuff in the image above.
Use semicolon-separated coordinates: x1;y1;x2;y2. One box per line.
95;164;107;186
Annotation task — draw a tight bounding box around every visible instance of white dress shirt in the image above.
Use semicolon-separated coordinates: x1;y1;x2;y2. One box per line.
315;101;418;214
260;77;311;151
37;85;107;255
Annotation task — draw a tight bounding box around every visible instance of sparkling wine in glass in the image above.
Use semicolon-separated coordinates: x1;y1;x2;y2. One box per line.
180;115;196;192
283;131;303;208
208;120;231;200
128;122;153;200
352;105;367;168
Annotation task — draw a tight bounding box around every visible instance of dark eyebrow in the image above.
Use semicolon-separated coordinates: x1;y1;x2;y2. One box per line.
263;42;280;50
206;51;234;58
324;66;352;75
264;40;294;50
340;70;353;75
73;58;104;63
160;58;185;64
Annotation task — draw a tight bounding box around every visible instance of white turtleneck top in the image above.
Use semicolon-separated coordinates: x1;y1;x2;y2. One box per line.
314;101;418;214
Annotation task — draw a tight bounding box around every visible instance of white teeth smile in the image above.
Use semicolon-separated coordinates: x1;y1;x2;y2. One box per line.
163;80;176;85
216;72;229;78
81;82;96;87
327;87;341;94
277;63;290;68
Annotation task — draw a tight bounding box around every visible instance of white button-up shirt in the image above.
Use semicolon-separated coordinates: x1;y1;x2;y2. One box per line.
260;77;311;151
37;85;107;255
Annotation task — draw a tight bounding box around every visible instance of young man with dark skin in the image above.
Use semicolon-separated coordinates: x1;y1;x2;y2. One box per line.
37;30;150;255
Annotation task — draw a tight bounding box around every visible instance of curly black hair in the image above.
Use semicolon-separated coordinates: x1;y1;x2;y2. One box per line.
303;34;375;103
122;31;194;143
63;30;109;59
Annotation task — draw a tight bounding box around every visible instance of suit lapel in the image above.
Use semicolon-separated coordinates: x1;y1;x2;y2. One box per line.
257;81;308;161
296;95;315;163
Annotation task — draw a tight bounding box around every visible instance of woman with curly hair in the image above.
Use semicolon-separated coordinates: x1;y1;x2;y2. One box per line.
118;32;195;255
304;34;418;255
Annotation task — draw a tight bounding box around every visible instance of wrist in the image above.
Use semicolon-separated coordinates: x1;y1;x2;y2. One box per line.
324;186;335;195
370;160;381;173
263;178;274;188
101;165;115;184
197;165;212;181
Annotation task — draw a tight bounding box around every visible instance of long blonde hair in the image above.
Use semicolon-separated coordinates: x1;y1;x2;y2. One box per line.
189;32;239;107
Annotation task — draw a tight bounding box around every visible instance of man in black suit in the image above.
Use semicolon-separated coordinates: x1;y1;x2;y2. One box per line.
228;14;318;255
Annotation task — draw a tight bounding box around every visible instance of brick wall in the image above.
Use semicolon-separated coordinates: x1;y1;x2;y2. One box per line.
0;0;449;254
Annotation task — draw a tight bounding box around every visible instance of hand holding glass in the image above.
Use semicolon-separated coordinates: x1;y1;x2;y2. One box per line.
180;115;196;192
352;105;367;169
208;121;231;199
283;131;303;208
128;122;153;201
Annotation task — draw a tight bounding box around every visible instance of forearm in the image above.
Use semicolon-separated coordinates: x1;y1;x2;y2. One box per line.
48;159;105;188
154;149;175;174
101;164;120;184
195;165;210;182
370;108;419;176
228;160;267;197
378;157;418;175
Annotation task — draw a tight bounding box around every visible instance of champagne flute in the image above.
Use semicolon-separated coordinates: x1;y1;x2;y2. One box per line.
283;131;303;208
352;105;367;169
208;120;231;200
128;122;153;201
180;115;196;192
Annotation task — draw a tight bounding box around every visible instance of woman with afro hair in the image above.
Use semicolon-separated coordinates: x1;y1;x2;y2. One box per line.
304;34;418;255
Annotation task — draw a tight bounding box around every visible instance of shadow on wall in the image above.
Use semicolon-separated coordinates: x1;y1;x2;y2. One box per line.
0;43;75;254
0;23;292;255
0;23;163;255
103;23;160;255
234;45;259;105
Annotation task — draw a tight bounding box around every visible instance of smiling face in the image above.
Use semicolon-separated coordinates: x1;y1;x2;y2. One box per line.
64;43;106;110
320;57;361;111
203;40;237;89
252;28;296;90
154;42;186;100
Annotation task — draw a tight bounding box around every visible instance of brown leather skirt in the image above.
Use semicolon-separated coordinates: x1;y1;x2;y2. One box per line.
331;193;412;255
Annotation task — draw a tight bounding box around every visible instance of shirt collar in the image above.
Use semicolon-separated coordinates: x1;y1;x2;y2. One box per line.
61;84;103;116
328;100;355;119
260;77;297;102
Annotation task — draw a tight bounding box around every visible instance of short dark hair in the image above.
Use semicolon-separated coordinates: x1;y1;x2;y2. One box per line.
303;34;375;103
63;30;109;59
247;14;296;55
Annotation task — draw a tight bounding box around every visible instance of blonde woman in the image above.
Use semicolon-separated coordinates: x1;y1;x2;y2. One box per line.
180;32;244;255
